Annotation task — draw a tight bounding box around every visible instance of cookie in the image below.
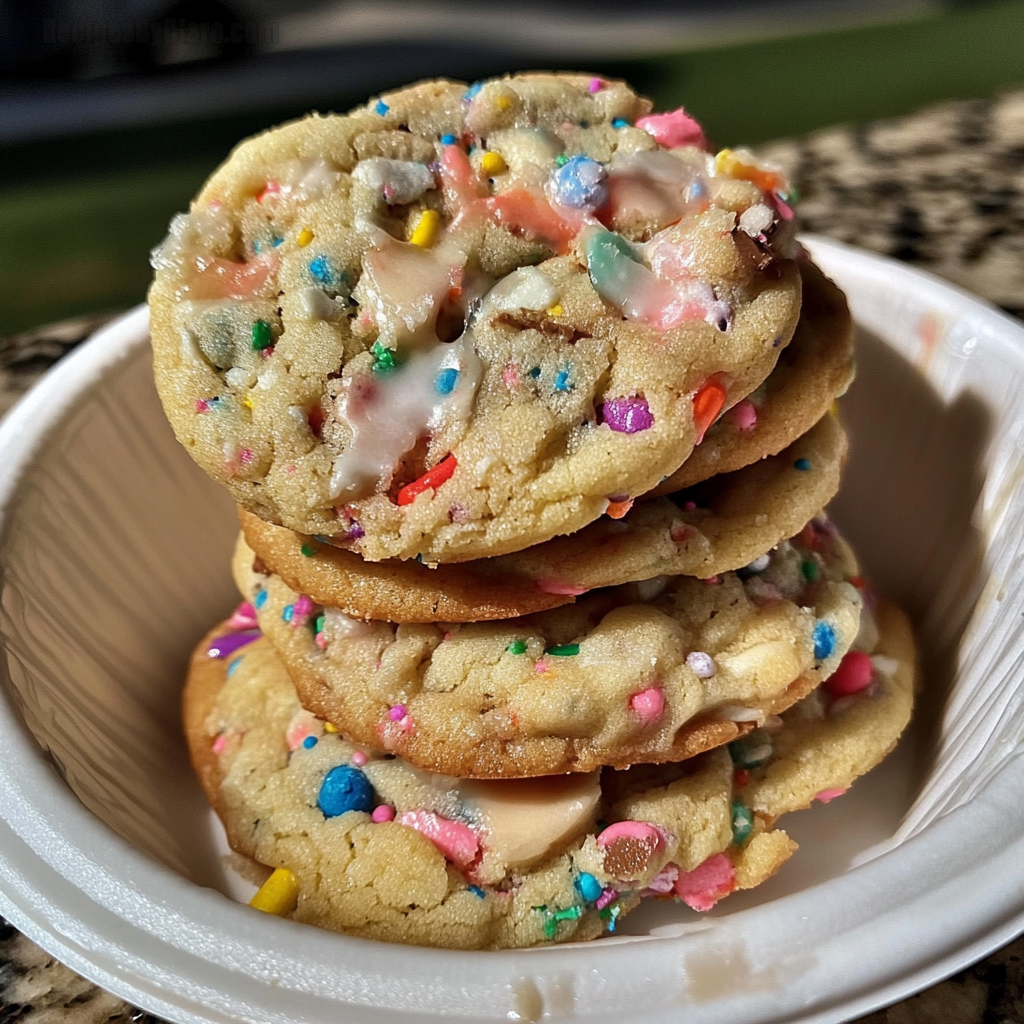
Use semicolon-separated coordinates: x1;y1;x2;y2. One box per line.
183;597;913;947
150;73;802;563
234;519;864;777
241;411;846;622
651;255;854;494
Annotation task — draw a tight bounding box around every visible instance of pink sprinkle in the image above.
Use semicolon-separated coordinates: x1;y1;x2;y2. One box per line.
588;77;604;93
672;853;735;911
293;594;315;618
372;804;395;823
501;362;519;389
729;398;758;432
824;651;874;697
315;632;328;649
534;659;549;674
285;464;296;474
228;601;258;629
399;811;479;869
636;108;707;150
238;448;254;465
212;733;228;755
195;399;209;414
597;820;664;851
537;579;589;596
816;787;846;804
683;501;698;511
670;524;693;543
704;576;721;585
286;710;321;751
595;888;619;911
351;751;368;767
774;194;795;221
629;687;665;725
388;704;407;721
644;863;679;895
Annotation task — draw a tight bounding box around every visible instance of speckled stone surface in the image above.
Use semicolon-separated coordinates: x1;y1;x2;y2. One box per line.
2;90;1024;1023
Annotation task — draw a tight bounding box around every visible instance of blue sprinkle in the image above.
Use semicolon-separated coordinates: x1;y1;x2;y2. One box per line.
464;82;483;100
550;155;608;209
375;99;389;115
254;590;268;609
318;765;375;818
314;534;331;543
612;118;629;128
435;367;459;395
575;872;602;903
794;457;812;471
554;369;571;392
207;396;224;410
813;621;837;660
467;885;486;899
252;239;262;254
308;255;337;287
303;735;318;749
529;366;541;378
282;604;294;623
271;235;284;247
441;133;458;145
226;657;243;677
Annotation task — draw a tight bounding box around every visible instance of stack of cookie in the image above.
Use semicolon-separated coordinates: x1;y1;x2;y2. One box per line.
151;73;916;949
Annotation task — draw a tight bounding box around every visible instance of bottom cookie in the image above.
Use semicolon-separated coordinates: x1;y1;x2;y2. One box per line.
183;600;914;950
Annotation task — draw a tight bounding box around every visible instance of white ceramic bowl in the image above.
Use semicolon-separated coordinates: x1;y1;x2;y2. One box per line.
2;236;1024;1024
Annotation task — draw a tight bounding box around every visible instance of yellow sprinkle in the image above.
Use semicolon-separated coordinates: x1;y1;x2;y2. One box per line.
243;394;254;410
480;151;507;176
714;149;736;175
323;721;338;733
495;96;511;111
546;304;564;317
249;867;299;916
409;209;442;248
829;400;840;418
297;227;314;247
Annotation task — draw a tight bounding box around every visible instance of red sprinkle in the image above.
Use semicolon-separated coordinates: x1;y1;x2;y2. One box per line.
606;498;634;519
396;455;457;506
256;181;281;203
824;650;874;697
693;380;728;443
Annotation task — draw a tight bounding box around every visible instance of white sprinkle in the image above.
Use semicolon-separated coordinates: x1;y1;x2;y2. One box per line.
871;654;900;677
739;203;774;236
686;651;716;678
716;705;763;723
746;553;770;573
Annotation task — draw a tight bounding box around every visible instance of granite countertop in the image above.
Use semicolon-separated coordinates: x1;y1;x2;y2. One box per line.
2;89;1024;1024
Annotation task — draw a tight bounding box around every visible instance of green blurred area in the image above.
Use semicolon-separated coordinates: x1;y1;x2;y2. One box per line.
2;0;1023;336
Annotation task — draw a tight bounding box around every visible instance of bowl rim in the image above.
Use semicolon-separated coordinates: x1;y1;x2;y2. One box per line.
1;237;1024;1024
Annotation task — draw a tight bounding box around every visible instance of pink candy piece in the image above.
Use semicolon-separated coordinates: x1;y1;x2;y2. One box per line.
372;804;395;823
388;704;408;721
228;601;259;630
351;751;368;767
293;594;316;619
315;632;328;649
399;811;479;869
285;709;321;751
636;108;707;150
588;77;604;93
629;687;665;726
729;398;758;432
212;733;228;755
595;888;619;911
672;853;735;911
824;651;874;697
597;820;664;852
816;787;846;804
537;579;589;596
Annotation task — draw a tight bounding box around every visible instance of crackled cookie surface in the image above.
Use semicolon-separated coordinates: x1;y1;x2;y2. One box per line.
653;255;854;494
150;73;801;562
235;519;863;777
183;597;913;947
241;411;846;622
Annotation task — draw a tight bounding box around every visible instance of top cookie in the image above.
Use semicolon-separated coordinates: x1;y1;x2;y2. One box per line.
150;73;801;562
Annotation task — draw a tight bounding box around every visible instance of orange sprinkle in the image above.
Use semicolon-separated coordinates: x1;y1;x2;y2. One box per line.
396;455;457;506
606;498;634;519
692;380;728;443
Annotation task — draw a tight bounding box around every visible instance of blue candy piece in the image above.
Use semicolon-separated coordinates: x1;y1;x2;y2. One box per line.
302;735;318;749
575;872;603;903
813;621;837;660
550;155;608;209
254;590;268;609
554;369;571;392
611;117;629;129
467;884;486;899
435;367;459;395
375;99;389;115
308;254;337;287
794;457;812;471
318;765;375;818
441;133;458;146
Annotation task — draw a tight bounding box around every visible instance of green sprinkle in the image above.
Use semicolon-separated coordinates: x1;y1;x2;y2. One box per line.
801;559;819;582
301;543;318;557
731;801;754;845
544;916;558;939
546;643;580;657
315;613;326;634
507;640;527;655
554;906;582;921
555;154;569;166
371;340;400;373
251;320;273;351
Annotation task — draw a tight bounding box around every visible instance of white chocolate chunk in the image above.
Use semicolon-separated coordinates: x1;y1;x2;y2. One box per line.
483;267;559;315
352;158;435;205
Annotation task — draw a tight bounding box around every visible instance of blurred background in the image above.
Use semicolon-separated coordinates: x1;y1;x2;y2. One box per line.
1;0;1022;338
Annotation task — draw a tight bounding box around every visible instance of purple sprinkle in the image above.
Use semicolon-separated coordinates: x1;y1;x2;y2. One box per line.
388;704;407;721
347;521;366;540
207;629;261;659
600;396;654;434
